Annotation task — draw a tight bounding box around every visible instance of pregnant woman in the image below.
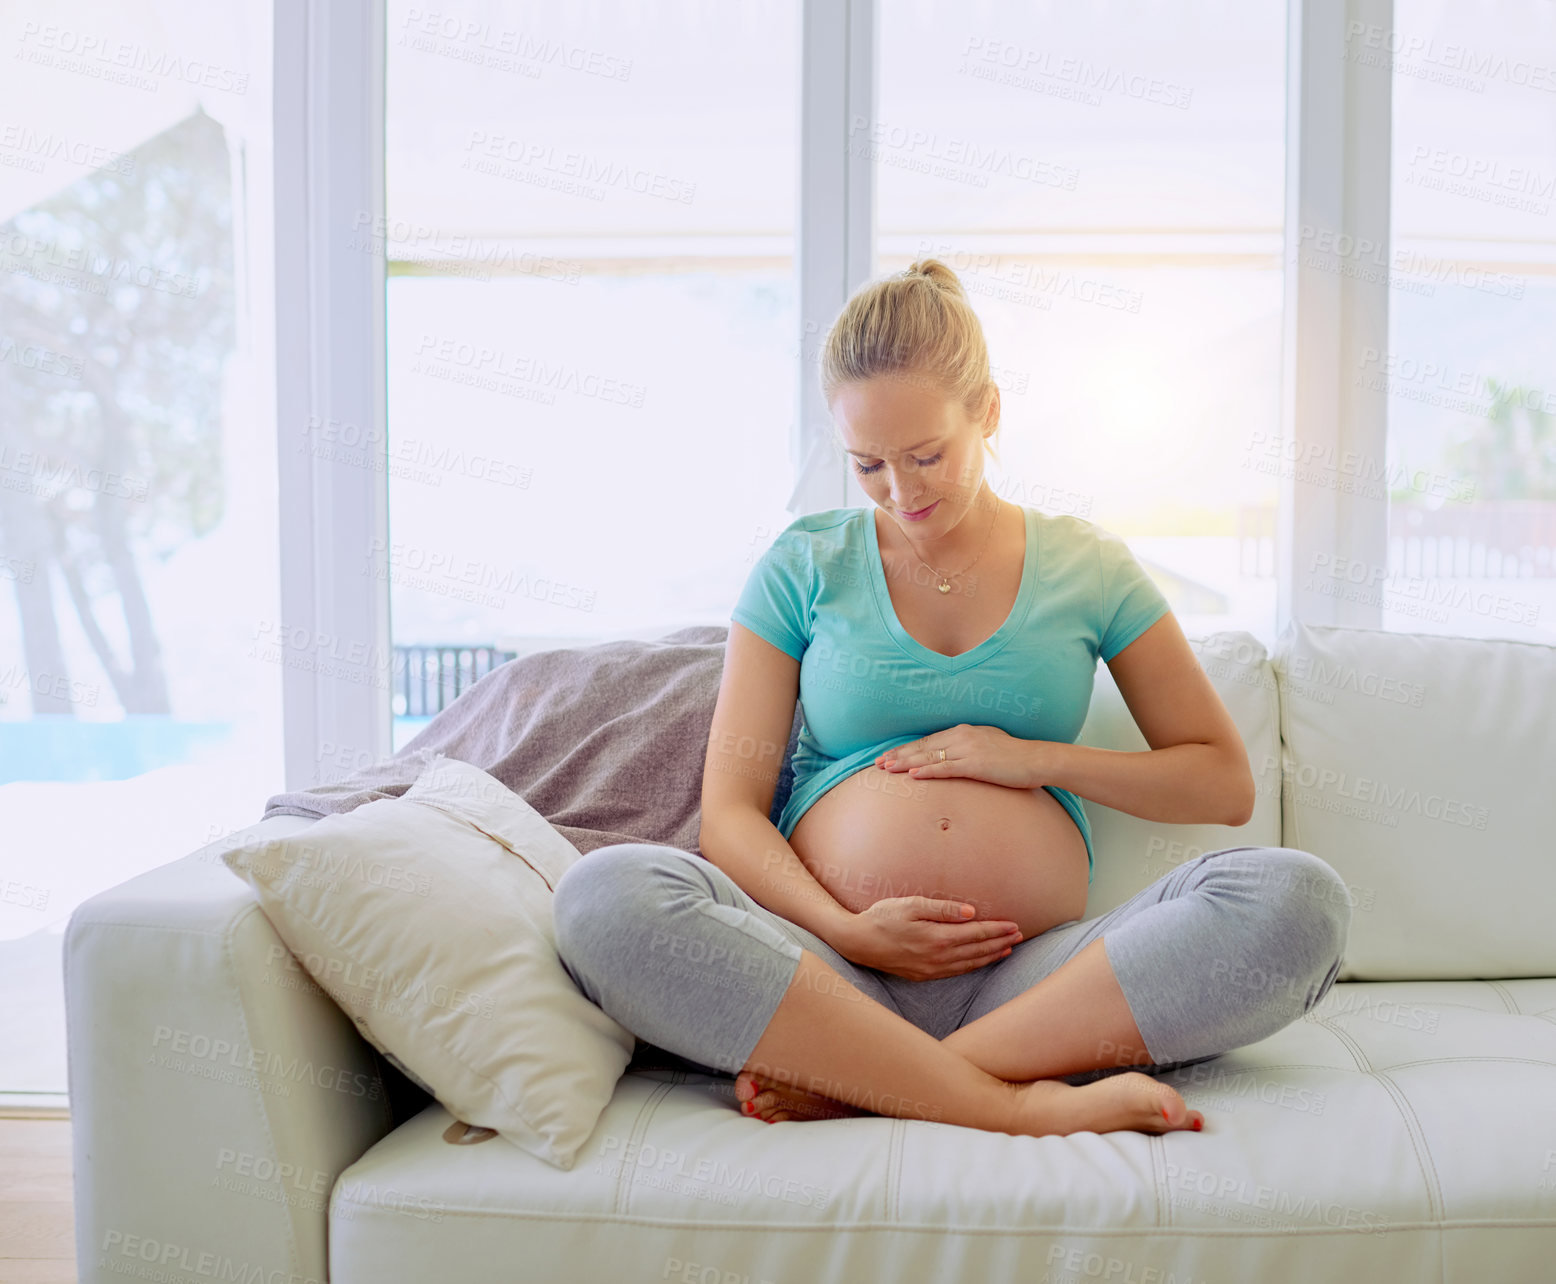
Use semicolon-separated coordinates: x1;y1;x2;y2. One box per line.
552;258;1351;1139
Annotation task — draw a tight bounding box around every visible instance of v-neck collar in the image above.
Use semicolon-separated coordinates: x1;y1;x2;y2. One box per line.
865;504;1038;672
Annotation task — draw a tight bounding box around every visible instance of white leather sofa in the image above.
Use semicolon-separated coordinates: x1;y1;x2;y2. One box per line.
66;622;1556;1283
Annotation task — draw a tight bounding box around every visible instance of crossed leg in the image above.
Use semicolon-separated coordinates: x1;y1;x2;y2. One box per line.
554;842;1207;1136
553;841;1349;1135
738;847;1351;1124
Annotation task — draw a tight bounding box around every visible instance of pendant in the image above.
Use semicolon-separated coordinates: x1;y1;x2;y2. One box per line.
938;580;951;593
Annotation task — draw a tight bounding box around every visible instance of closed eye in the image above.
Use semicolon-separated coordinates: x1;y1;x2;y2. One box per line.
854;452;943;476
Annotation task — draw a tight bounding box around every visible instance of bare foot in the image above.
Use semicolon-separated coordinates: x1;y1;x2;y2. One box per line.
1005;1072;1205;1137
733;1069;864;1123
734;1066;1205;1135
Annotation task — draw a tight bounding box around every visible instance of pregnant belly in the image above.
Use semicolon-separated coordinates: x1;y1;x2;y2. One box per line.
786;764;1091;940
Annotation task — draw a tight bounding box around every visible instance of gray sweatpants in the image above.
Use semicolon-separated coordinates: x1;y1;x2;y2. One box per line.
552;842;1351;1083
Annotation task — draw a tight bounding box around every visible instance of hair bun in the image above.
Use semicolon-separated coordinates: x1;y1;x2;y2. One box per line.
902;257;966;300
820;252;996;460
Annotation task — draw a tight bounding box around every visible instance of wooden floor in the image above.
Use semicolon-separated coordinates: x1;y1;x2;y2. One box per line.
0;1113;76;1283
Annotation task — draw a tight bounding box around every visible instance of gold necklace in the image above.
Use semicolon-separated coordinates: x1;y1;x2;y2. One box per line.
893;495;1000;594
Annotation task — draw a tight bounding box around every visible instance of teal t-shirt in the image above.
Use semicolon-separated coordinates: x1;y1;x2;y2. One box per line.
730;504;1172;883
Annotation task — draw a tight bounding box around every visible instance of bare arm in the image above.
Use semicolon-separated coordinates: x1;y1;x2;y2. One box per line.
697;622;859;947
1035;612;1256;826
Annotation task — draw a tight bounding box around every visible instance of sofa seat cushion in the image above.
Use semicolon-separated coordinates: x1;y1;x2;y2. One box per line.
325;979;1556;1284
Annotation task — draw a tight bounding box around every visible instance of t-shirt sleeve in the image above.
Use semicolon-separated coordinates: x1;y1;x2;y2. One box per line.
1097;527;1172;662
730;521;813;661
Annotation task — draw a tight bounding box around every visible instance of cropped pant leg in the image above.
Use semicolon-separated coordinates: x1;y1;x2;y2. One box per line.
551;841;899;1077
957;846;1353;1075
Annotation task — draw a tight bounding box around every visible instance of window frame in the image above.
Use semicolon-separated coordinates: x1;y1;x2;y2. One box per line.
1277;0;1394;635
273;0;391;789
282;0;1401;778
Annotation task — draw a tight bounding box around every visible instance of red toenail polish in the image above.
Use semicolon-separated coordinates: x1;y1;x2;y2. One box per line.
741;1101;753;1114
1192;1118;1203;1131
1161;1107;1170;1122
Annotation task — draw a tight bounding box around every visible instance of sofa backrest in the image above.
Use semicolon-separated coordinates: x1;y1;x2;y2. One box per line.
744;621;1553;982
1272;621;1556;981
1079;630;1285;920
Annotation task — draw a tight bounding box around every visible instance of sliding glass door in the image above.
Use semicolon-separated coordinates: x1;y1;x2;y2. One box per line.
383;1;803;744
0;0;281;1102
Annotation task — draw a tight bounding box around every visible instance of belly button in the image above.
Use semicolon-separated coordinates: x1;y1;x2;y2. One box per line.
938;817;951;831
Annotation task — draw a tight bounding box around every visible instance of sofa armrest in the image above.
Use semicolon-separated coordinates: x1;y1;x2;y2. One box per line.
66;815;400;1284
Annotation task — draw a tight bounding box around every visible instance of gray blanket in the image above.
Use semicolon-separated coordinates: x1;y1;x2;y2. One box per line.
261;625;803;856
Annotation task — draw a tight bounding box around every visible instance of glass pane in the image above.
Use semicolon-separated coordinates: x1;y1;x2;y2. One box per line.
385;0;801;746
1384;0;1556;642
0;1;279;1096
872;1;1287;646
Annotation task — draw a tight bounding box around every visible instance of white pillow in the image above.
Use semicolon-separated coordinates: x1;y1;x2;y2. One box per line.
219;753;635;1170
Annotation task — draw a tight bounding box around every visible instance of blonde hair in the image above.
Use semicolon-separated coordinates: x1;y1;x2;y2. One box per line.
820;257;1000;461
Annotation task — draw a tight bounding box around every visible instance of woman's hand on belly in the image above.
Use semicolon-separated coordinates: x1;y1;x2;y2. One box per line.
834;897;1025;982
786;766;1091;948
877;724;1038;789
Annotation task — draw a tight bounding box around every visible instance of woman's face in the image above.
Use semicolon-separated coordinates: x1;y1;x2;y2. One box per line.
830;373;999;535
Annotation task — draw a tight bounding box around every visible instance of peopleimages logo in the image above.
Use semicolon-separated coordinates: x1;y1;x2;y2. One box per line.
848;116;1080;189
1281;653;1426;707
600;1135;832;1211
0;230;203;297
1345;22;1556;94
1043;1246;1212;1284
99;1230;321;1283
805;637;1045;719
1163;1164;1388;1232
16;22;251;93
960;36;1195;109
148;1024;383;1100
1265;755;1490;830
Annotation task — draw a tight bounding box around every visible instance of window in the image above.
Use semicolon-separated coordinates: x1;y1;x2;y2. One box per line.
870;1;1288;642
1381;0;1556;639
0;2;278;1101
384;0;802;744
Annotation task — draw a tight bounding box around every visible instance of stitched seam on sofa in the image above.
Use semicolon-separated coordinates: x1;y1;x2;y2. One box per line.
1340;997;1531;1013
319;1203;1556;1233
223;901;308;1279
1313;1016;1443;1224
1167;1061;1356;1074
613;1080;669;1215
1501;979;1556;1005
1150;1133;1171;1229
1318;997;1527;1017
70;917;255;937
1373;1056;1556;1071
1274;677;1302;856
1371;1070;1446;1224
1483;979;1520;1013
886;1117;906;1223
1311;1016;1370;1071
616;1079;677;1217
